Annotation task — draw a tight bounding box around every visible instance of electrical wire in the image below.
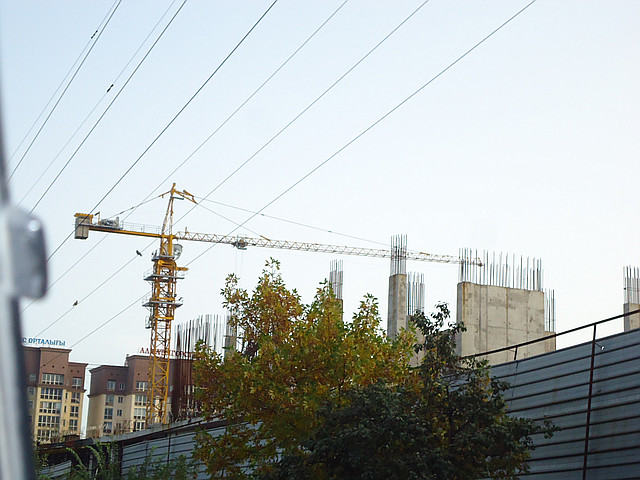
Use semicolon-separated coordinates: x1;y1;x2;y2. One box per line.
80;0;279;216
37;0;537;367
25;0;345;313
9;0;118;166
126;0;433;267
194;196;388;247
30;0;190;215
8;0;123;182
18;0;182;209
34;0;397;308
186;0;433;216
6;0;118;166
41;0;277;261
33;253;142;338
20;194;165;314
33;0;352;302
193;202;269;239
27;1;280;330
26;0;432;320
184;0;539;266
144;0;350;203
40;292;149;369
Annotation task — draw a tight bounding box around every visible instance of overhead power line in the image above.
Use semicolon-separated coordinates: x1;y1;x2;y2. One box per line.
33;252;141;338
83;0;279;217
185;0;539;265
37;0;537;363
36;0;346;283
8;0;123;182
18;0;182;209
189;0;433;213
7;0;118;166
28;1;281;329
145;0;350;202
30;0;189;215
195;196;387;247
42;0;278;261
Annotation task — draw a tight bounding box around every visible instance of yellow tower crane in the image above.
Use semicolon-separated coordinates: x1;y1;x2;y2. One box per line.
74;184;478;425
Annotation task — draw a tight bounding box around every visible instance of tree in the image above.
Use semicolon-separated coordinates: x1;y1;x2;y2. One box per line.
261;304;551;480
193;260;414;479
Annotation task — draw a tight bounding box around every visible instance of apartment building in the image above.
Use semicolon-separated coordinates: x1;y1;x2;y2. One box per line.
86;355;151;438
87;354;197;438
23;346;88;443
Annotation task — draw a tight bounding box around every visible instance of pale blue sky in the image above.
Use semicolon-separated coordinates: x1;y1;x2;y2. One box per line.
1;1;639;394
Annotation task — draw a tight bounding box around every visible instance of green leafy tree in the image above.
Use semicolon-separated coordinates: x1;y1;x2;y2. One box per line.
193;260;414;479
261;304;551;480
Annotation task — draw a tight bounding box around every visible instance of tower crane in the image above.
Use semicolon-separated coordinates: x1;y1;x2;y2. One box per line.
74;184;479;425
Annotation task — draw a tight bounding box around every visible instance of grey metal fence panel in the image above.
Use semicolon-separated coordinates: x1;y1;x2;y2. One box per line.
492;329;640;479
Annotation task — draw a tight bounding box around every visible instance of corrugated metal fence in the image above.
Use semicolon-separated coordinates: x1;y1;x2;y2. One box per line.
118;328;640;479
492;328;640;479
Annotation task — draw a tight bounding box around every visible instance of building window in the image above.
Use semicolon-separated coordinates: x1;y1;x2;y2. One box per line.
118;383;125;391
28;387;35;396
135;381;148;392
105;394;114;405
40;388;62;400
117;396;124;404
42;373;64;385
133;408;146;420
116;409;123;417
104;408;113;420
69;419;78;431
72;377;82;389
134;394;147;406
39;401;61;414
70;406;79;418
103;422;113;434
106;380;116;391
27;401;34;412
37;429;59;443
71;392;81;404
37;415;60;428
29;373;36;383
134;421;145;432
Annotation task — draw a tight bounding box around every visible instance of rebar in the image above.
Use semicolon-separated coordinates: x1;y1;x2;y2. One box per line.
544;289;556;332
329;259;344;300
390;234;407;276
458;248;544;292
623;266;640;304
407;272;425;316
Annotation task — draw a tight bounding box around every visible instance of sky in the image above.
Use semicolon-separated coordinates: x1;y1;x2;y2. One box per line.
1;0;639;431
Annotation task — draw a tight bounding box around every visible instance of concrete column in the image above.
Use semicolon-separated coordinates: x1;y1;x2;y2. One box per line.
387;273;407;339
624;303;640;331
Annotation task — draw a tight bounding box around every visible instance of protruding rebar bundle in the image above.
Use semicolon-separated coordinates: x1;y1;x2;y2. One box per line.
624;266;640;304
171;314;214;421
390;234;407;276
458;248;543;292
329;259;344;300
407;272;425;316
544;289;556;332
